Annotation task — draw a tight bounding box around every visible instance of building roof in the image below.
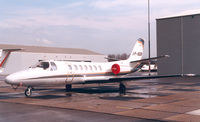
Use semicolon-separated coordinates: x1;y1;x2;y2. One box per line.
157;9;200;20
0;44;102;55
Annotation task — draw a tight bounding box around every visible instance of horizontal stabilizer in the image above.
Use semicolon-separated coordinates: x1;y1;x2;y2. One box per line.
131;55;170;63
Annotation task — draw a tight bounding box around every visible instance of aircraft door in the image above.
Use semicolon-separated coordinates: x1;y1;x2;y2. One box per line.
65;65;75;84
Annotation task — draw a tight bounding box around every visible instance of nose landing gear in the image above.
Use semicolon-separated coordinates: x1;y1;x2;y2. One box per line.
25;87;32;97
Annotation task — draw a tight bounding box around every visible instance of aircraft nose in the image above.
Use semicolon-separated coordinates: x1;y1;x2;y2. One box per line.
5;74;16;84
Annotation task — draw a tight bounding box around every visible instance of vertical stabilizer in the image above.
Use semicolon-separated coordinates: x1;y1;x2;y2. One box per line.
128;38;144;61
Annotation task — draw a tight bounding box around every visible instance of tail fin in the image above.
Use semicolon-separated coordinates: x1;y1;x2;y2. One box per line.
127;38;144;61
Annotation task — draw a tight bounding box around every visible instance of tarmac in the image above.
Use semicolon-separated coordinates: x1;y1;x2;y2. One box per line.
1;74;200;122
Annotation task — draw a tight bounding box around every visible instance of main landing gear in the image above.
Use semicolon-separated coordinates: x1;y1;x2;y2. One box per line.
25;86;33;97
65;84;72;92
65;84;72;96
119;82;126;95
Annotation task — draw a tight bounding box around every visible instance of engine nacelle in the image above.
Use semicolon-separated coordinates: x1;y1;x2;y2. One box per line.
111;64;120;75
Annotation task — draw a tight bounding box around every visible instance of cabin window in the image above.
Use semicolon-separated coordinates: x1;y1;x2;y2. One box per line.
50;62;57;71
98;65;102;71
68;65;72;70
74;65;78;70
84;65;88;70
93;65;97;70
79;65;83;70
89;65;92;70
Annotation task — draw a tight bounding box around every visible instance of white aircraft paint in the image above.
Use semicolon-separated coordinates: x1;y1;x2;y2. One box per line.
4;38;172;97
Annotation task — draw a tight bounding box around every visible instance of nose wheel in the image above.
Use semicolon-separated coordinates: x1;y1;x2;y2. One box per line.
25;87;32;97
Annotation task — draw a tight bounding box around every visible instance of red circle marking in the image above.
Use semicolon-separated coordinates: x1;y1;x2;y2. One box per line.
111;64;120;75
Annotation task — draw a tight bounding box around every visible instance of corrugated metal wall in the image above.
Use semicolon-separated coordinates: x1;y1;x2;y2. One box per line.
182;15;200;74
157;14;200;75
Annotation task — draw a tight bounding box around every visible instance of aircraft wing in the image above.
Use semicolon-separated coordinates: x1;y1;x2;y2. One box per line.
84;74;181;84
130;55;170;63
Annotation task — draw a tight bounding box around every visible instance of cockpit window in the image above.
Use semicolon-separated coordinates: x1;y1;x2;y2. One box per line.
36;62;49;70
50;62;57;71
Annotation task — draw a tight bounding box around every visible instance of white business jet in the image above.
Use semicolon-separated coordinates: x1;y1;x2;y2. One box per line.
5;38;171;97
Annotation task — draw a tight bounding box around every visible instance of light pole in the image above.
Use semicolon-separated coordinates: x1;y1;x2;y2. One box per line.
148;0;151;76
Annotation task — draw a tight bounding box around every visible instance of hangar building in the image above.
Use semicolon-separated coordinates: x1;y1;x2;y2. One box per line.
157;10;200;75
0;44;107;75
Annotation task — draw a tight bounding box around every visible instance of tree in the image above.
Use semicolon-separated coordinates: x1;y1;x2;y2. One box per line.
107;53;129;62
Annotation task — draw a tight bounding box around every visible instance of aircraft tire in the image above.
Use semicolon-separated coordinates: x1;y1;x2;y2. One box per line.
119;83;126;95
65;84;72;92
25;87;32;97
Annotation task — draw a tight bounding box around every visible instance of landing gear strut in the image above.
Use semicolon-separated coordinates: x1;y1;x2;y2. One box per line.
65;84;72;92
25;87;32;97
65;84;72;96
119;82;126;95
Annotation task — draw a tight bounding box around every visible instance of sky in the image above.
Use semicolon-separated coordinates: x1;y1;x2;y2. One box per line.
0;0;200;57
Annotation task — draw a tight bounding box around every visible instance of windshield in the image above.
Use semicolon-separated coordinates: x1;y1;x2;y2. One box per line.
36;62;49;70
